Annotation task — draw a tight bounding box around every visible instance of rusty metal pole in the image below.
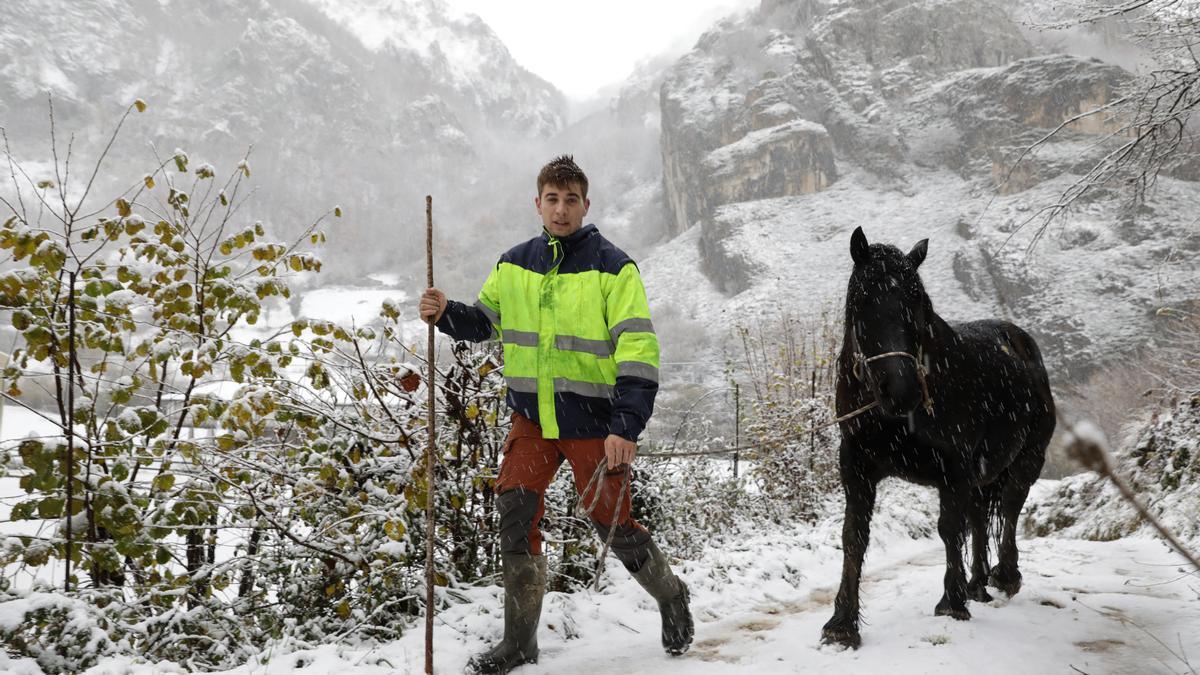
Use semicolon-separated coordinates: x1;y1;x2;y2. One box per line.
424;196;437;674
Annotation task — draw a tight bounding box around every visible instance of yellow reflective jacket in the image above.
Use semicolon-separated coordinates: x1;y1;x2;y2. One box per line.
436;225;659;440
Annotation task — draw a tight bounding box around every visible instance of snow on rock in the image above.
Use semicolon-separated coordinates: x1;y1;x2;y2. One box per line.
908;54;1133;191
703;119;837;207
1026;392;1200;549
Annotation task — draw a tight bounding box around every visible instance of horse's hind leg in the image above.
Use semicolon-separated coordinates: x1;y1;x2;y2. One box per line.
934;486;971;620
966;487;994;603
990;440;1047;596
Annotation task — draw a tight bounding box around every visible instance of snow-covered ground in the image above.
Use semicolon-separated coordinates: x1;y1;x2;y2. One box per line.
4;480;1192;675
299;288;408;330
277;527;1199;674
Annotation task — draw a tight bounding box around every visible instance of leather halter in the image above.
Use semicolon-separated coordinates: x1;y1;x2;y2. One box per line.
851;329;935;416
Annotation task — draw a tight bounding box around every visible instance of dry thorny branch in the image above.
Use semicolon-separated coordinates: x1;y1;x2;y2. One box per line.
1007;0;1200;249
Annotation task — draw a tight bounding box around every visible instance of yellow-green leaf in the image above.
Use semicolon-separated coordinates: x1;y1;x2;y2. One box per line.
152;473;176;492
383;520;406;541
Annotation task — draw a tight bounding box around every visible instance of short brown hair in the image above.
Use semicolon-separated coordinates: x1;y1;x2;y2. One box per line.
537;155;588;199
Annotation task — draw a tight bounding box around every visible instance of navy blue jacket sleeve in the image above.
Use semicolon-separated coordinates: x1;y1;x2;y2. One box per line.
435;300;496;343
609;375;658;442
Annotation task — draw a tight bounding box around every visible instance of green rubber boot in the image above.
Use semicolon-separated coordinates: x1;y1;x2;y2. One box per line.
466;553;547;674
630;542;693;655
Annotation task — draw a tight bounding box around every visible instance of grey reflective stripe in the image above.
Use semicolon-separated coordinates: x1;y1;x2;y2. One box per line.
505;376;538;393
554;378;614;399
610;317;655;343
503;330;539;347
506;376;612;398
618;361;659;383
474;300;500;326
555;334;614;357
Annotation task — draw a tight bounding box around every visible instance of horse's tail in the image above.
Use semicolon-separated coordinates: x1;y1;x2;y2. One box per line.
980;478;1006;559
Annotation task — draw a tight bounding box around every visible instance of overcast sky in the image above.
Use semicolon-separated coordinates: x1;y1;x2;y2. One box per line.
444;0;759;99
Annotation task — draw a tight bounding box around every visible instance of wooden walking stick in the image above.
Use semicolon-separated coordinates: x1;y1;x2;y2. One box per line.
424;195;436;674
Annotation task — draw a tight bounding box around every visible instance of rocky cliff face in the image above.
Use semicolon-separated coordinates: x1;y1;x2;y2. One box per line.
660;0;1037;244
649;0;1199;381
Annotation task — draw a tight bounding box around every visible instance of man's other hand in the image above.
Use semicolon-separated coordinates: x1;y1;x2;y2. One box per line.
419;288;447;324
604;434;636;469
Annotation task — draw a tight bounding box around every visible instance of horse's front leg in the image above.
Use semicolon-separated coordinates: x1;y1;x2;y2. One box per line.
935;486;971;620
821;459;877;649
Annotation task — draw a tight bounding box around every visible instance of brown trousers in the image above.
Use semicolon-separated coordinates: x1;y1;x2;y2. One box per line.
495;414;651;566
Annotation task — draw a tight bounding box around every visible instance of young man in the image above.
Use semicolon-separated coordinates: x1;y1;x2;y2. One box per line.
419;156;692;673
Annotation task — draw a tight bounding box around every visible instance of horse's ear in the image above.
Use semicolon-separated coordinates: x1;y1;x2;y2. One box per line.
850;227;870;266
907;238;928;268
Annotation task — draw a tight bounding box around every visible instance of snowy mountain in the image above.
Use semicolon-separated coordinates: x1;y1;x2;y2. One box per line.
0;0;565;276
641;0;1200;387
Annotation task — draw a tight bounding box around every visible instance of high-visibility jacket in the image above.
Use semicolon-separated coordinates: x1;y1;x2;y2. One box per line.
436;224;659;440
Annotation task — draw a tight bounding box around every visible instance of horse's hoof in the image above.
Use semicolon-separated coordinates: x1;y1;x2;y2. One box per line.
989;567;1023;597
967;583;994;603
821;622;861;649
934;601;971;621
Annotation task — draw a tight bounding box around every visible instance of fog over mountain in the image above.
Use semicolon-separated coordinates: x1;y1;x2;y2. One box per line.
0;0;568;289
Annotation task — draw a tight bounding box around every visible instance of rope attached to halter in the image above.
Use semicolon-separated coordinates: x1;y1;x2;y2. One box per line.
575;457;631;591
634;399;881;460
576;396;881;587
574;353;935;586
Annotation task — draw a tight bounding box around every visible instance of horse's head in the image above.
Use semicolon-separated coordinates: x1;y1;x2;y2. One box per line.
844;226;931;418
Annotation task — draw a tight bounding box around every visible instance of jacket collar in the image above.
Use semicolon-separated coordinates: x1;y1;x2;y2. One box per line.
541;224;597;253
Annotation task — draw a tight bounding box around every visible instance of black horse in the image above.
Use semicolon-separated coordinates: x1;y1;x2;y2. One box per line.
821;227;1055;649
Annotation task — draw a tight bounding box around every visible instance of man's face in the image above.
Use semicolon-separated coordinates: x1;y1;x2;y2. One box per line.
536;181;589;238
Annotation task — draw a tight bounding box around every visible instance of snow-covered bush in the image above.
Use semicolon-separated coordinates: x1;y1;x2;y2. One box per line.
0;104;516;669
736;311;842;521
630;457;750;558
609;311;845;561
0;591;114;673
